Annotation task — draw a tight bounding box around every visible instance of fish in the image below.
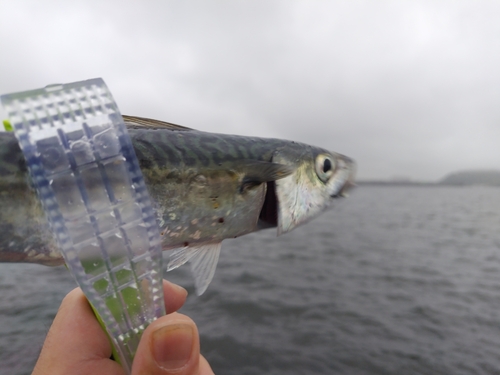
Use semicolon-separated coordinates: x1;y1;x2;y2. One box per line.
0;115;355;294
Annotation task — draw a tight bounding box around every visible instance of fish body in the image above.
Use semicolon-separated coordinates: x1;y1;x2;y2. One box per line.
0;116;355;293
0;133;58;265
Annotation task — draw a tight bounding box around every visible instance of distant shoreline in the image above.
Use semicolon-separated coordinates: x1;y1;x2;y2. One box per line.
358;170;500;187
356;181;438;187
356;181;500;187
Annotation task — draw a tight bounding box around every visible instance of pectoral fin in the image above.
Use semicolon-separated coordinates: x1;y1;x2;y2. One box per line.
166;243;222;295
240;160;295;182
231;160;295;192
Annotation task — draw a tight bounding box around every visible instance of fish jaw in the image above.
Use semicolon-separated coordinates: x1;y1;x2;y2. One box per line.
274;149;355;235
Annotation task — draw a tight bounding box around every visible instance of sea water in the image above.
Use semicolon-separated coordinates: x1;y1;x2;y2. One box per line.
2;186;500;375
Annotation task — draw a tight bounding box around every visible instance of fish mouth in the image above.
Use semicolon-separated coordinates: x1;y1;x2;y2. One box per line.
330;179;355;198
330;155;356;198
331;170;356;198
337;176;356;197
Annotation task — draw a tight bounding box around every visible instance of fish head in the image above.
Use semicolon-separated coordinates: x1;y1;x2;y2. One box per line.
271;146;355;235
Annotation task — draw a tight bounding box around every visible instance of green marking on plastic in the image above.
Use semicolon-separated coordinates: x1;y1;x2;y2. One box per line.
121;286;142;316
106;294;125;324
90;302;121;364
2;120;13;132
115;269;133;285
82;258;106;275
93;278;109;295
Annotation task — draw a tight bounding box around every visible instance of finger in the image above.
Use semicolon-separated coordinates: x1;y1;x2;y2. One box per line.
132;312;201;375
32;288;123;375
162;279;188;313
33;280;188;375
199;354;215;375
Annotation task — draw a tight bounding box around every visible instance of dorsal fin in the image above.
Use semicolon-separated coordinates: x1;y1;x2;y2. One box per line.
123;115;194;131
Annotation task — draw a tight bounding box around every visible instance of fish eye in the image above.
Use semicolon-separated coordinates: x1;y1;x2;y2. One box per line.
323;158;332;173
315;154;335;183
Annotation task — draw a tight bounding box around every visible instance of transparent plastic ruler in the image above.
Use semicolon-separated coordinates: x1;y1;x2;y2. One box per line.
1;78;165;374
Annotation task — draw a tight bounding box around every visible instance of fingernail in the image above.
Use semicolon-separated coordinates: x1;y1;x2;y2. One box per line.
152;324;194;370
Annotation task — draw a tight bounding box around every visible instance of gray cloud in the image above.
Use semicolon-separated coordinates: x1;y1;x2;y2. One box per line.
1;0;499;180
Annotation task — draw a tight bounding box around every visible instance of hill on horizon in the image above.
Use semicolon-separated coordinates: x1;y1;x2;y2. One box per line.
439;170;500;186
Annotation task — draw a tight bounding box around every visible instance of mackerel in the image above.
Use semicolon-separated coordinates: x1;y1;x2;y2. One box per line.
0;116;355;294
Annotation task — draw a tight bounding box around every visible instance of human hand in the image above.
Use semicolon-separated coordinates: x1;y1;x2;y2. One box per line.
32;280;214;375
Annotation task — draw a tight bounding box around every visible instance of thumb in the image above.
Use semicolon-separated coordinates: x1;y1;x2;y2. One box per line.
131;312;200;375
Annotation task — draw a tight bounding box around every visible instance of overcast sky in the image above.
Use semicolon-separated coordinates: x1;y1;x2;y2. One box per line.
1;0;499;181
